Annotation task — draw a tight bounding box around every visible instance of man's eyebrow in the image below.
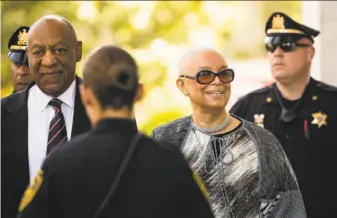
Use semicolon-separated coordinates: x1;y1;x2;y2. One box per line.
29;41;69;49
29;43;45;50
51;41;69;48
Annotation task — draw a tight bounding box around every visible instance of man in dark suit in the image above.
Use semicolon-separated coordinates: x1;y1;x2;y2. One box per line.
7;26;32;93
1;14;91;218
16;45;215;218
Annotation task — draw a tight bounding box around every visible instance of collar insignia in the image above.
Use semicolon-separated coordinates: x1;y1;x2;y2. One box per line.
254;114;265;128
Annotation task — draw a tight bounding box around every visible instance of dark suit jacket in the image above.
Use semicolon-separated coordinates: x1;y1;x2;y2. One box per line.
1;76;91;218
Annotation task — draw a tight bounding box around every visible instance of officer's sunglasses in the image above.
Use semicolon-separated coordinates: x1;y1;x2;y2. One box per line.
180;68;235;85
265;42;311;53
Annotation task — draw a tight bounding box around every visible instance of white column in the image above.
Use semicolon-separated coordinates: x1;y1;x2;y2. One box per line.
302;1;337;86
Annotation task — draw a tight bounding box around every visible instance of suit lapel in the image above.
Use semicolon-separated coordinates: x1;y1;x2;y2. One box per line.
71;76;91;137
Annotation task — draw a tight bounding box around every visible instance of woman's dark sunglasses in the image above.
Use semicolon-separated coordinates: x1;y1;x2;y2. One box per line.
180;68;235;85
265;42;311;53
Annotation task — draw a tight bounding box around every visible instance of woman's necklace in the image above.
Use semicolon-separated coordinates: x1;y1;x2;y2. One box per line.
192;113;232;135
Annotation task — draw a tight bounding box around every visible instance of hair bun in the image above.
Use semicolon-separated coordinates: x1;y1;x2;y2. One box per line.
108;64;137;91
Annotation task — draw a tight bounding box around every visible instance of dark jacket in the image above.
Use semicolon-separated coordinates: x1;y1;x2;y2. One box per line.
229;78;337;218
17;118;215;218
1;77;91;218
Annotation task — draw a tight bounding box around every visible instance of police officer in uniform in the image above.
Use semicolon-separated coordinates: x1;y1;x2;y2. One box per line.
7;26;32;93
230;12;337;218
17;45;215;218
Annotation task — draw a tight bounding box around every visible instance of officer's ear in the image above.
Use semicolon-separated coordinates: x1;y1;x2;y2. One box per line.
307;46;315;63
135;82;144;102
176;78;189;96
79;84;96;108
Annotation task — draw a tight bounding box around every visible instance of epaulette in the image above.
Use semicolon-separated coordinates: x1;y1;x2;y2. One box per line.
316;81;337;92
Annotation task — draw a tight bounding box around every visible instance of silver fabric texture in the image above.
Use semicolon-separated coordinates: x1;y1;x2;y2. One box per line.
152;115;307;218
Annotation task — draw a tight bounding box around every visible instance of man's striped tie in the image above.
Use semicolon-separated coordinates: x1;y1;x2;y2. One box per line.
47;98;68;155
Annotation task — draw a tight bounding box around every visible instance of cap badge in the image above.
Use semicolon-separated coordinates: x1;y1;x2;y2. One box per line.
18;29;28;46
272;14;285;29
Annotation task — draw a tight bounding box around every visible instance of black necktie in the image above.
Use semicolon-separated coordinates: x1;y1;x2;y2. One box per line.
47;98;68;155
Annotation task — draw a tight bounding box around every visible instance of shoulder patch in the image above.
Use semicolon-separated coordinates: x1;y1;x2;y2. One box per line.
193;171;209;199
317;82;337;92
18;169;44;212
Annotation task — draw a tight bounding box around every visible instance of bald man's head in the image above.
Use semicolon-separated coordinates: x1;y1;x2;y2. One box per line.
28;15;78;44
82;45;139;110
26;14;82;97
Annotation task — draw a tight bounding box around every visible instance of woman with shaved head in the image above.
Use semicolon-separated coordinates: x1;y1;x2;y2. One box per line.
152;47;307;218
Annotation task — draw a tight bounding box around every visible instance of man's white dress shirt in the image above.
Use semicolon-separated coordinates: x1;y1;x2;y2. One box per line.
27;80;76;180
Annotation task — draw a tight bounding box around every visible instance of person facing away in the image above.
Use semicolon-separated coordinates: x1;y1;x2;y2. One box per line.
7;26;32;93
151;47;307;218
16;45;215;218
229;12;337;218
1;15;91;218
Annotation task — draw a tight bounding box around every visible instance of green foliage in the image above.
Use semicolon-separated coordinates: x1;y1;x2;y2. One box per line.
1;1;302;130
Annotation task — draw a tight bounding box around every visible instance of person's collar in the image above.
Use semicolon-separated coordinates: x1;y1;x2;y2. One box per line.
36;79;76;112
92;118;138;134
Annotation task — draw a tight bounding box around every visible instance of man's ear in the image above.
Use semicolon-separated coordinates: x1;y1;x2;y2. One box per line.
76;41;83;62
308;46;315;62
176;79;188;96
135;83;144;102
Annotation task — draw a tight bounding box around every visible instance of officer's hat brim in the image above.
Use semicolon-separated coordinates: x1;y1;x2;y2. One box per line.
265;12;320;41
8;51;29;65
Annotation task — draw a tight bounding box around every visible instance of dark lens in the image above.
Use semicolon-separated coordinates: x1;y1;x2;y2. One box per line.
280;42;296;52
197;70;215;84
265;44;276;52
219;69;234;83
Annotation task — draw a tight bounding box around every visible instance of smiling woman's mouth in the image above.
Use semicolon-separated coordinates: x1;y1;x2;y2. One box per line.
205;91;224;95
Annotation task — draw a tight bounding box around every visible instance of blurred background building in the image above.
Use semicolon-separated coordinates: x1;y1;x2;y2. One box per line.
1;1;336;134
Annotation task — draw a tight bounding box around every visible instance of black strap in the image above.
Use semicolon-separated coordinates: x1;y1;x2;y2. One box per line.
94;132;143;218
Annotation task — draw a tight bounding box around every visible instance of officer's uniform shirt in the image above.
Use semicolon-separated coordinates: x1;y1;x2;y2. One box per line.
17;118;214;218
